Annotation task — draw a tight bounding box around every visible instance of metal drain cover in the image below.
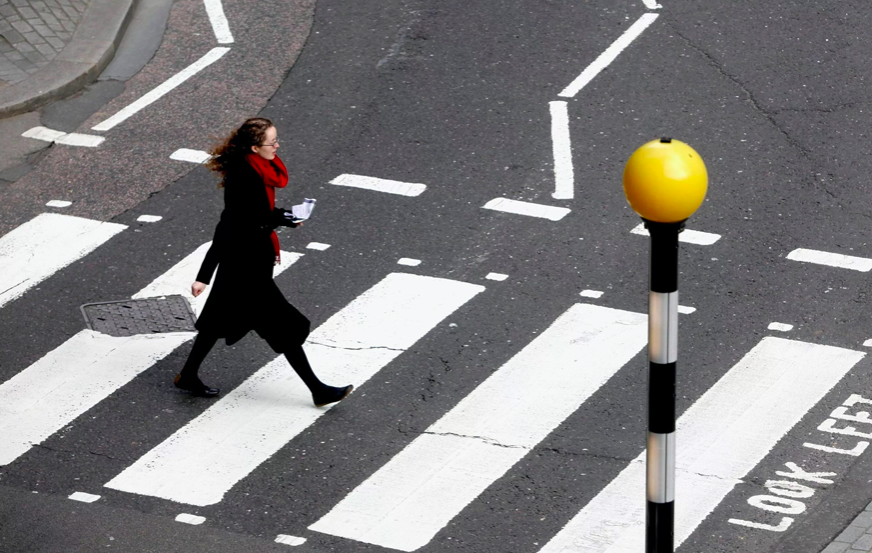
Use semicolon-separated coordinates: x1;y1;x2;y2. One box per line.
80;295;197;337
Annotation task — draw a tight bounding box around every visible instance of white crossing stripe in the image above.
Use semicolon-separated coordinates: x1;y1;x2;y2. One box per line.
330;174;427;197
630;223;721;245
537;337;865;553
0;213;127;309
104;273;485;506
483;198;571;221
309;304;648;552
786;248;872;272
0;243;299;466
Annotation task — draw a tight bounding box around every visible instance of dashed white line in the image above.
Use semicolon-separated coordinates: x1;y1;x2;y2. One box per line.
137;215;162;223
170;148;211;163
46;200;71;208
483;198;570;221
558;13;660;98
678;305;696;314
768;322;793;332
630;223;721;245
175;513;206;525
642;0;663;8
485;273;508;281
203;0;233;44
786;248;872;272
93;47;231;132
68;492;100;503
330;174;427;197
580;289;603;298
275;535;307;546
306;242;331;251
549;101;574;200
23;126;104;147
864;339;872;348
397;258;421;266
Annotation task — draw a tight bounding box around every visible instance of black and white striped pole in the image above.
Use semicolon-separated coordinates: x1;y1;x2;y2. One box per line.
623;138;708;553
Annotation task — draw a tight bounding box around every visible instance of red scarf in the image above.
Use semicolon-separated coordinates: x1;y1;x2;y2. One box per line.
246;153;288;263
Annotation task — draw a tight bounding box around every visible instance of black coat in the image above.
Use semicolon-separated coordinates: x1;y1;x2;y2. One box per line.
194;161;310;348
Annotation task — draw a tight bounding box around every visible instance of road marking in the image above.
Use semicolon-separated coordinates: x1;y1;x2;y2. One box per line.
175;514;205;525
22;126;105;147
0;243;299;466
550;101;574;199
45;200;71;208
397;258;421;266
580;290;603;298
786;248;872;272
203;0;233;44
559;13;659;98
678;305;696;314
0;213;126;309
768;322;793;332
309;304;648;552
306;242;331;251
537;337;864;553
92;47;231;132
630;223;721;245
642;0;663;8
275;535;307;546
170;148;211;163
136;215;162;223
104;273;485;506
330;174;427;197
483;198;571;221
486;273;508;281
68;492;100;503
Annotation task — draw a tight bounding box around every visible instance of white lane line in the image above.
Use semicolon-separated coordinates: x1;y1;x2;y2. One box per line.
309;304;648;552
45;200;71;208
678;305;696;314
306;242;331;251
0;213;126;309
768;322;793;332
630;223;721;245
580;290;603;298
203;0;233;44
92;47;231;132
136;215;162;223
485;273;508;281
559;13;660;98
0;244;299;466
175;513;206;525
786;248;872;272
22;126;105;147
104;273;485;507
275;535;307;546
538;337;865;553
330;174;427;197
68;492;101;503
397;258;421;266
170;148;211;163
483;198;571;221
550;101;574;200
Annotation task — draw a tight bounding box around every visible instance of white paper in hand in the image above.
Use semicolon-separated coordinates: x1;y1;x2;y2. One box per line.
291;198;316;221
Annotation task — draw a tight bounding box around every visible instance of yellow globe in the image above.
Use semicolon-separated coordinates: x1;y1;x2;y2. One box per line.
623;138;708;223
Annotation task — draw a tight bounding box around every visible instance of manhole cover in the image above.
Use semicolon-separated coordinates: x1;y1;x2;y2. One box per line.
80;296;197;337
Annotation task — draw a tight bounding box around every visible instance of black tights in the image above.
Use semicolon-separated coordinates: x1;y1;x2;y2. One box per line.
180;332;327;393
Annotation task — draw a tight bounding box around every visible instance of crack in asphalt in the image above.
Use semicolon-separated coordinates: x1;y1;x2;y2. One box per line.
421;431;529;449
33;443;130;463
306;340;404;352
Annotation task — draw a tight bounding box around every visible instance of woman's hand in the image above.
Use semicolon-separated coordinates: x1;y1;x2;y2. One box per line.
191;281;207;297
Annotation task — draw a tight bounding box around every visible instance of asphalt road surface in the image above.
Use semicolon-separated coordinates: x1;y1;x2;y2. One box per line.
3;1;872;552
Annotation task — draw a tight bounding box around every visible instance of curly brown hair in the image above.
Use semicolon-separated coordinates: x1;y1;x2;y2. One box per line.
207;117;273;187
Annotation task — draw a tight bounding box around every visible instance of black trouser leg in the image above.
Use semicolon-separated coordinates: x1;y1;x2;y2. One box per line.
180;332;219;380
283;344;326;393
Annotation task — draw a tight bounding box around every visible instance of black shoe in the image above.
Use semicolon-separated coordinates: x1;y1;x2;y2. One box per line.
313;384;353;407
174;373;220;397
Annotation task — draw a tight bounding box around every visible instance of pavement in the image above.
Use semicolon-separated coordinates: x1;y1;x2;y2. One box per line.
0;0;133;117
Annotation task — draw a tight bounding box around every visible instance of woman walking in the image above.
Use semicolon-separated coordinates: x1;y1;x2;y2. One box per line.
174;117;353;407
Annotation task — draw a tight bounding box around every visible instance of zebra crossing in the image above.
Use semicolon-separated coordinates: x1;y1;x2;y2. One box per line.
1;212;870;552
